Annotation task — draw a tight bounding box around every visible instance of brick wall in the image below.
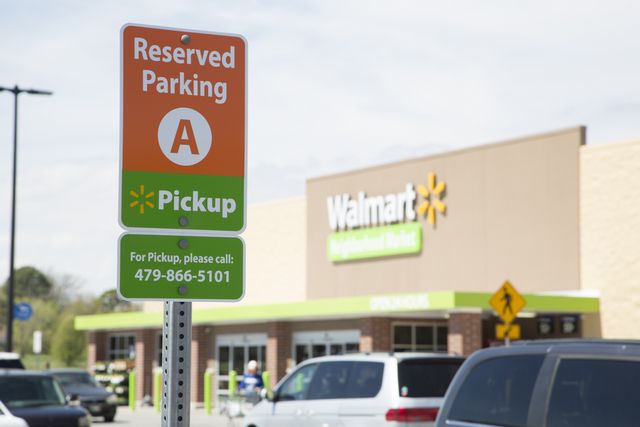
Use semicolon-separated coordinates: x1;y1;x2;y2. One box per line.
190;325;211;403
87;331;106;371
134;329;157;401
448;312;482;356
359;318;391;352
266;322;291;383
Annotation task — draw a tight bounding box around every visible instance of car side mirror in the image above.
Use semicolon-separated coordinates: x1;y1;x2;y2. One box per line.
261;388;275;402
66;394;80;405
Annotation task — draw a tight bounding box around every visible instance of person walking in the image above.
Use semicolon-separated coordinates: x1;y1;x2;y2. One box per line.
239;360;264;404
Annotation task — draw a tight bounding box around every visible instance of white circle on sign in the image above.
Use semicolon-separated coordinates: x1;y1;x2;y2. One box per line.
158;107;212;166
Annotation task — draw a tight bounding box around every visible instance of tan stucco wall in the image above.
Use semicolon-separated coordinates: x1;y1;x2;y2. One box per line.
307;128;583;299
581;140;640;338
142;197;307;312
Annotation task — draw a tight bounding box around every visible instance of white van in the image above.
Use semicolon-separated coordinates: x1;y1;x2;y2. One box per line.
0;353;24;369
243;352;464;427
0;401;28;427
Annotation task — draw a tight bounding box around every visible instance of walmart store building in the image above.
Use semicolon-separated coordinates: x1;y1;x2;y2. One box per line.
75;126;640;404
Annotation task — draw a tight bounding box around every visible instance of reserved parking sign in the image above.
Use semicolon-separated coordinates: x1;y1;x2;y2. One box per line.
119;24;247;233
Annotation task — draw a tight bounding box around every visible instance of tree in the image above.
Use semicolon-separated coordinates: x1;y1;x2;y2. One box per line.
51;313;86;367
12;298;61;356
94;289;134;313
3;266;54;299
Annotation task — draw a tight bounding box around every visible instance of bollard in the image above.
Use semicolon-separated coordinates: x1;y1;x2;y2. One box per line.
204;368;213;415
128;371;136;411
154;368;162;413
229;370;237;398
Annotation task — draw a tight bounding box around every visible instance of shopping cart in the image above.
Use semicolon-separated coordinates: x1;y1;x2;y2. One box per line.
219;390;261;426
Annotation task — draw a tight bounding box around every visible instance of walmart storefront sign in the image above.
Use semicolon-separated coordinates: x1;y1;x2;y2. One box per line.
327;184;417;231
328;223;422;261
326;173;446;262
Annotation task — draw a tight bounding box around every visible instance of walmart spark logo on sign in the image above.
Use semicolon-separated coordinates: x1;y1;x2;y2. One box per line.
326;173;446;262
130;187;237;218
129;185;155;214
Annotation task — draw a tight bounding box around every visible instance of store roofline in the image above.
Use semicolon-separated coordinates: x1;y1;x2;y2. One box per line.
307;126;585;182
74;291;599;331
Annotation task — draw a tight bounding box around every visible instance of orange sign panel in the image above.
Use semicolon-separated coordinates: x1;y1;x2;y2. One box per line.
119;24;247;232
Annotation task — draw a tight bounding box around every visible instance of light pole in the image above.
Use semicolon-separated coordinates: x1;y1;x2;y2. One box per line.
0;85;52;352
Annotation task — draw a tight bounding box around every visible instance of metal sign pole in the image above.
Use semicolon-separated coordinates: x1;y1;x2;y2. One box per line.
504;323;510;347
161;301;192;427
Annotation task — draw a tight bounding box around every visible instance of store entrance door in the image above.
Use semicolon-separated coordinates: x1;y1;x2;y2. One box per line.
215;333;267;403
292;330;360;365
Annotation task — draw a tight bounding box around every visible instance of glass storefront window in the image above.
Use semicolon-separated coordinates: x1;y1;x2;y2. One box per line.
394;326;412;345
107;334;135;360
293;330;361;365
345;343;360;354
330;344;343;355
416;326;434;345
296;344;309;364
218;346;230;375
393;324;448;352
436;325;448;351
215;334;267;402
233;346;245;374
312;344;327;358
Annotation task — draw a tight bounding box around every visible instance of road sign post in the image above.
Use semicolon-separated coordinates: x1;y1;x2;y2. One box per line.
161;301;192;427
490;280;526;346
118;24;247;427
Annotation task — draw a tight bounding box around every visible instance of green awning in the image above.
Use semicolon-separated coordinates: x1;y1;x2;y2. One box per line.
75;291;599;331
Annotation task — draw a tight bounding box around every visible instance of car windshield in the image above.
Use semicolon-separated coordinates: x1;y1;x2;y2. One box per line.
0;376;66;409
52;372;98;387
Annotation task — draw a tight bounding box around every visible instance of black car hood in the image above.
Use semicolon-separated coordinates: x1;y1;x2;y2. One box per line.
11;405;87;427
61;384;111;400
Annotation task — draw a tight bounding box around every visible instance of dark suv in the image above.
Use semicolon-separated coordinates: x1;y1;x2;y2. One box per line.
0;370;91;427
48;369;117;422
436;340;640;427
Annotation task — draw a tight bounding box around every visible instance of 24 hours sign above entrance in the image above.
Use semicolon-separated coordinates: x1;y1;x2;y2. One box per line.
118;24;246;302
119;24;247;233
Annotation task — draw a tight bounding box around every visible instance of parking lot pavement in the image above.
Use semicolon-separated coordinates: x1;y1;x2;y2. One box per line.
94;406;243;427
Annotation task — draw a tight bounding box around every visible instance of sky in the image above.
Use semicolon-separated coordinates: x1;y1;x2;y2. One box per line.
1;0;640;295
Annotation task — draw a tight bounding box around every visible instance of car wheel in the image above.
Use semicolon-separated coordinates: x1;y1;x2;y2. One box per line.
105;415;116;422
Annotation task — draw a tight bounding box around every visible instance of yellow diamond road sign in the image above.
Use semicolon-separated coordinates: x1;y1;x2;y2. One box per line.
489;280;526;324
496;323;521;340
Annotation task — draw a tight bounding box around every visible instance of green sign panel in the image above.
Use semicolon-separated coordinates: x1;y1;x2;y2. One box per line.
118;233;244;301
121;172;244;232
327;222;422;262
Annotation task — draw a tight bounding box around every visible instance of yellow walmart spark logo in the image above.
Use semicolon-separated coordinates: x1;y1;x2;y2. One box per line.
129;185;155;214
417;173;446;226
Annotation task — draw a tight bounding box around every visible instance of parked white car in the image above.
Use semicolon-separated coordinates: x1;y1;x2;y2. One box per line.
0;353;24;370
0;401;28;427
243;352;464;427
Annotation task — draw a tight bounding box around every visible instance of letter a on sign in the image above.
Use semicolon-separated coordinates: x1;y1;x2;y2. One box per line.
157;107;212;166
171;119;199;154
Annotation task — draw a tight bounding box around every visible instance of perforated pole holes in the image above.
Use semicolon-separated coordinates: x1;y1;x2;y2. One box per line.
161;301;192;426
